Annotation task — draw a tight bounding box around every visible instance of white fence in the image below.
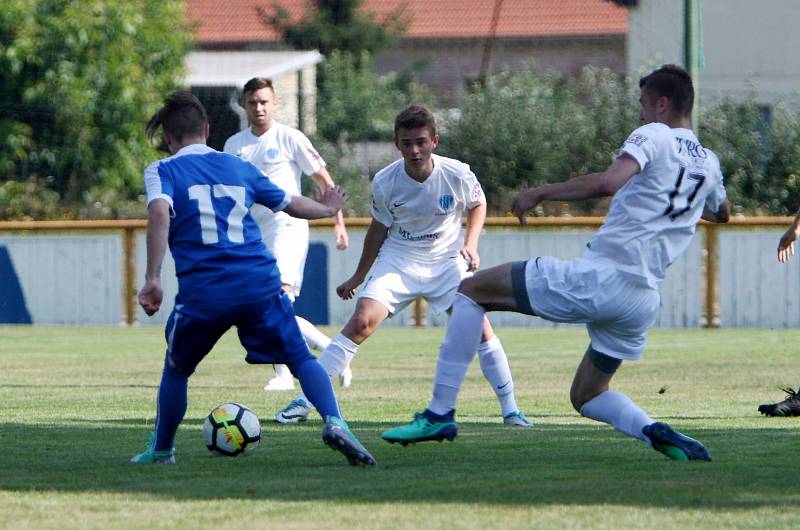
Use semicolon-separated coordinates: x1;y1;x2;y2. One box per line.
2;219;793;328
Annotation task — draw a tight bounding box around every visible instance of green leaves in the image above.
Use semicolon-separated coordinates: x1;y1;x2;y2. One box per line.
0;0;192;219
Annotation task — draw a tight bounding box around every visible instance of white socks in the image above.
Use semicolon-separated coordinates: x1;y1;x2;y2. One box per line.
580;390;653;443
274;363;292;380
478;335;518;417
295;315;332;351
297;332;357;402
428;293;486;415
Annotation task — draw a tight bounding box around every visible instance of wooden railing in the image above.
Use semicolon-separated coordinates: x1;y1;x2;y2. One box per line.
0;216;792;327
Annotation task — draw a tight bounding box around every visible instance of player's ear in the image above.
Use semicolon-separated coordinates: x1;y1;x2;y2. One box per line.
204;123;210;141
431;134;440;149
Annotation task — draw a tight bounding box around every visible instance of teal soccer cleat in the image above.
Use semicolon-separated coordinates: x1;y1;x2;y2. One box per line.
382;412;458;446
130;432;176;464
322;416;377;466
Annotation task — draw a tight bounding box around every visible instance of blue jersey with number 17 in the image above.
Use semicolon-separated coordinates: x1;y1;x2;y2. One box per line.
144;144;291;306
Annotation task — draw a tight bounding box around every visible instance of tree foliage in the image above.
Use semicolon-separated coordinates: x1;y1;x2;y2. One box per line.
317;50;436;142
701;98;800;215
439;66;639;214
261;0;408;58
0;0;192;219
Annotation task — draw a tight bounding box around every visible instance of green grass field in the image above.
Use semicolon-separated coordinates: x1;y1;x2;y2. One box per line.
2;325;800;529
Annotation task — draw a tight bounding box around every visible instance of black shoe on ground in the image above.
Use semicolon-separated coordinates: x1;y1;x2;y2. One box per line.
758;387;800;417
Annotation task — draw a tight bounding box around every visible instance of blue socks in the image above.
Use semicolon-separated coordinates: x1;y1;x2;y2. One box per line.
154;360;189;451
292;357;341;420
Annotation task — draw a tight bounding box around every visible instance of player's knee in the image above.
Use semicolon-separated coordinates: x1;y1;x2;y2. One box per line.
343;312;375;341
457;275;481;300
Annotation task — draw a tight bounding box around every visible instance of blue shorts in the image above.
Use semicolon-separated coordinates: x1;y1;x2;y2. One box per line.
163;292;313;373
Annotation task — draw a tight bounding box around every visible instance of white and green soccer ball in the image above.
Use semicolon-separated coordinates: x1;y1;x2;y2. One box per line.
202;403;261;457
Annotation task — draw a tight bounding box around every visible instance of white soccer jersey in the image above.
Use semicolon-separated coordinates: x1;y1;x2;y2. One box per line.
585;122;727;287
371;153;486;262
223;123;325;226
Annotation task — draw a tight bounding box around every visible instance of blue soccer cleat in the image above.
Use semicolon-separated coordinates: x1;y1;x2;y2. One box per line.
643;422;711;461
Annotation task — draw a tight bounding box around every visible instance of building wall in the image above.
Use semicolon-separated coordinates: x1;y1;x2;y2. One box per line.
627;0;800;104
376;36;626;104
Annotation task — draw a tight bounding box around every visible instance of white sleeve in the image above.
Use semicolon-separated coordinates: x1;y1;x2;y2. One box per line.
222;135;236;154
370;180;393;228
290;130;326;176
144;161;173;207
462;166;486;209
618;124;660;172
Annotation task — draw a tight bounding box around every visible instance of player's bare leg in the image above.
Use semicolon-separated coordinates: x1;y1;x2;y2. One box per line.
574;348;710;461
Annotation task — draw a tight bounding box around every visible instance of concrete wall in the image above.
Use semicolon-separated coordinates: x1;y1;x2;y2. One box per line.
377;36;626;105
0;228;703;328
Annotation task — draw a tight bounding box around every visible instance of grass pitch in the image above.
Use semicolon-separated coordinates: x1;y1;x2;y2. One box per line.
2;325;800;529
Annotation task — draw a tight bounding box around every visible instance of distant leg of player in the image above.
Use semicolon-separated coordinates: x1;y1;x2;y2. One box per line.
264;290;353;391
758;218;800;417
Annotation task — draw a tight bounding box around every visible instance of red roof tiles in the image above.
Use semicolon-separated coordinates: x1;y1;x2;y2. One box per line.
186;0;628;44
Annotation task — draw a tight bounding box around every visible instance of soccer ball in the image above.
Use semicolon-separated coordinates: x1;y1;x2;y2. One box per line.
202;403;261;457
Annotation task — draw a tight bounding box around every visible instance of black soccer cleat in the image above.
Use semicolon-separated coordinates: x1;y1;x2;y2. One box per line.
643;422;711;461
758;387;800;417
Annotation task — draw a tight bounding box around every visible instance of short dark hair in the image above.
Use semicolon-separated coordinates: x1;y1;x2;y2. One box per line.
394;105;436;138
242;77;274;97
146;91;208;142
639;64;694;116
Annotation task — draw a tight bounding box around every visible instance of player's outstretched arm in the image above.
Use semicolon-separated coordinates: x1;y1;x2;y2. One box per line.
284;186;347;220
336;219;389;300
138;199;170;316
461;203;486;271
512;155;639;224
310;168;349;251
778;213;800;263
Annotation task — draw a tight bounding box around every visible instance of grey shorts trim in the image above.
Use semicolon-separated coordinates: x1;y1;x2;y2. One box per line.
511;260;536;316
587;345;623;374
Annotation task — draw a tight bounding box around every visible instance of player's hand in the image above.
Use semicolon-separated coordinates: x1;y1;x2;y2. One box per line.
335;224;349;251
336;275;363;300
778;225;799;263
138;279;163;316
460;246;480;272
511;188;541;225
320;186;348;215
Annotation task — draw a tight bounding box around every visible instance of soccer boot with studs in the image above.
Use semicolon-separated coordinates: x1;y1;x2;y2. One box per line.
275;398;312;424
382;411;458;446
758;386;800;417
130;432;176;464
642;422;711;461
503;411;533;427
322;416;377;466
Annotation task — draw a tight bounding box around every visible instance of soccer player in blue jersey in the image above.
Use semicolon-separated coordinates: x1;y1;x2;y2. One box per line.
130;91;375;466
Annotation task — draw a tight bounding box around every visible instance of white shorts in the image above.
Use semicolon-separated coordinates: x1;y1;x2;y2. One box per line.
254;208;309;298
521;256;660;361
359;253;471;315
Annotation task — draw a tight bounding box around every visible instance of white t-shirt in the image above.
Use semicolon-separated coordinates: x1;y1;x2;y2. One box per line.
585;122;727;287
223;122;325;226
371;153;486;262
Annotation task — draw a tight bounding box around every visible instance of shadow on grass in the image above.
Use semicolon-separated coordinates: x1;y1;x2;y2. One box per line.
2;420;800;509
